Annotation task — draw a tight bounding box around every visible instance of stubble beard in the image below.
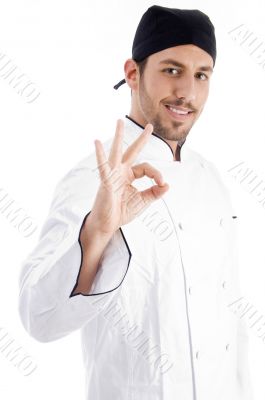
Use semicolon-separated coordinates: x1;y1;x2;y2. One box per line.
138;77;193;144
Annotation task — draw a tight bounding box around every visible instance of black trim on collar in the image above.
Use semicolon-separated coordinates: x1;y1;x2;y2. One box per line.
125;115;183;162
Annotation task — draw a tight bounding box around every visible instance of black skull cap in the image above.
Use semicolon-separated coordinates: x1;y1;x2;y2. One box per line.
113;5;216;90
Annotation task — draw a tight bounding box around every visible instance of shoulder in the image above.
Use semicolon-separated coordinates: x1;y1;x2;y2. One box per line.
48;136;114;213
187;145;235;210
186;145;223;177
184;145;213;168
55;136;114;190
186;145;230;191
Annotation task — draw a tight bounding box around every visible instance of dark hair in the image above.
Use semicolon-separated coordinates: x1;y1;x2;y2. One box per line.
130;57;148;96
136;57;148;77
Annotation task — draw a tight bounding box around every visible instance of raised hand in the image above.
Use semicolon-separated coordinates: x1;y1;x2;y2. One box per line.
88;119;169;236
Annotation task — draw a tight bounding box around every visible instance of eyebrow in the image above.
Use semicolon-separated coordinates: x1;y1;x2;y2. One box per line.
159;58;213;73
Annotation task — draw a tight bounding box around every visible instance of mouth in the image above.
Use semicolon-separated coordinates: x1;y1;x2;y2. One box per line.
164;104;194;121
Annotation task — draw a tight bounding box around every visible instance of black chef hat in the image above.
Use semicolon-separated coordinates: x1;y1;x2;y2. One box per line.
113;5;216;90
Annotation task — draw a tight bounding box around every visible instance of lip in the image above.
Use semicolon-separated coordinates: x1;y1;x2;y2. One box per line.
164;105;194;121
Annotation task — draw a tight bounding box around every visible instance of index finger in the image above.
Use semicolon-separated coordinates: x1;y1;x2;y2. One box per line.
122;123;153;165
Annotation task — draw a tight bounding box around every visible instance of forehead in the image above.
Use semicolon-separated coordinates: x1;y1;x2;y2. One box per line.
148;44;213;69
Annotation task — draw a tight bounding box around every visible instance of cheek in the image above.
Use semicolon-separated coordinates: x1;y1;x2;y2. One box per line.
146;78;161;96
142;81;164;107
145;73;169;95
199;84;210;100
196;87;209;109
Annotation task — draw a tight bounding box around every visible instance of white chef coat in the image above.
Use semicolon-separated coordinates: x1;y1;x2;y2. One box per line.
18;115;254;400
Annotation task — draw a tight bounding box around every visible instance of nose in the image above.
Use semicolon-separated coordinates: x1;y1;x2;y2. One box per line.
173;73;196;103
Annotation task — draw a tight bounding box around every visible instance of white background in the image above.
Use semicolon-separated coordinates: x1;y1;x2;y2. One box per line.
0;0;264;398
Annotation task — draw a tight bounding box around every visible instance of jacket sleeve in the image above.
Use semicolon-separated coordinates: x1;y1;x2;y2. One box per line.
209;160;255;399
230;210;254;399
237;316;254;399
18;156;132;343
230;213;254;398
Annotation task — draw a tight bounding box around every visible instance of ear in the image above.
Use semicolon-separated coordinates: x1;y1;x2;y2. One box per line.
124;59;139;91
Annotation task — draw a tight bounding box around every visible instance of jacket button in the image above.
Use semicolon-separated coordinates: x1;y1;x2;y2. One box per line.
178;222;183;230
188;286;192;295
222;281;227;289
225;343;230;351
219;218;224;226
195;351;200;359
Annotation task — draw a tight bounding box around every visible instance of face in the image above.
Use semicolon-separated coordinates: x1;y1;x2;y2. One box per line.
125;44;214;145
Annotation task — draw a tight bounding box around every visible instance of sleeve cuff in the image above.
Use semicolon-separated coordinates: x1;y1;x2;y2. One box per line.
69;211;132;297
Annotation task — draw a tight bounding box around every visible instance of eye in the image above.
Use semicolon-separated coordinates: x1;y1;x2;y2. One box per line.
163;68;209;80
196;72;208;81
163;68;180;75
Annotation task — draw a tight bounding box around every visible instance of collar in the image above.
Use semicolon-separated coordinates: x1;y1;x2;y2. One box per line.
124;115;189;163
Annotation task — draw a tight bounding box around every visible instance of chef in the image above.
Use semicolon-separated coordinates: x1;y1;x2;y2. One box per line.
18;5;254;399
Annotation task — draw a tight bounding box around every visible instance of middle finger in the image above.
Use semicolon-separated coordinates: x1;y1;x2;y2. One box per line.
108;119;124;168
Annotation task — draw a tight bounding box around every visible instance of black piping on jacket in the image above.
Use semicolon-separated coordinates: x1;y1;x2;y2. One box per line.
69;114;185;297
69;211;132;298
125;114;185;162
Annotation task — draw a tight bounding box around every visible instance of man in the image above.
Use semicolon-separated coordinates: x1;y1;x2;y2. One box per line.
18;5;254;399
